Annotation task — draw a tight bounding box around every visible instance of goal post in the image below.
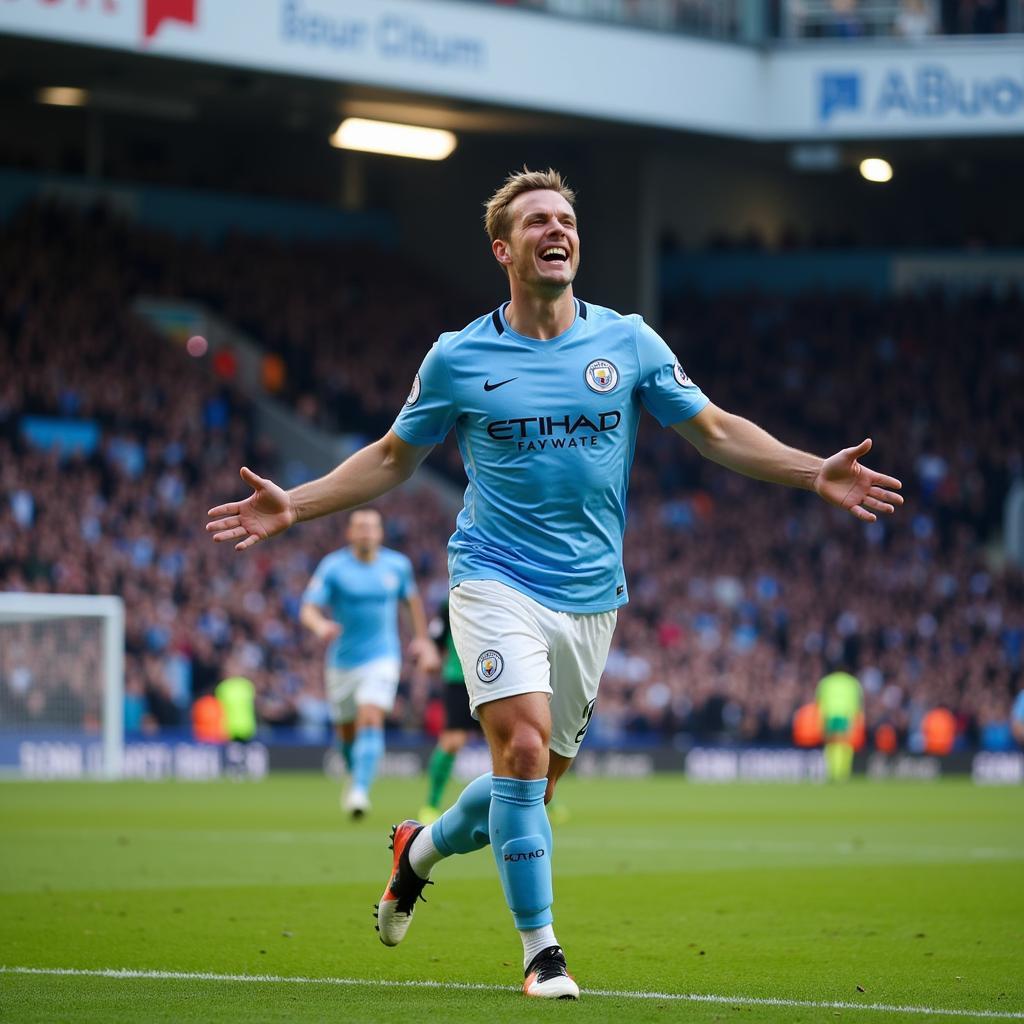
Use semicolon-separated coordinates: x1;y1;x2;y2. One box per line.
0;593;125;779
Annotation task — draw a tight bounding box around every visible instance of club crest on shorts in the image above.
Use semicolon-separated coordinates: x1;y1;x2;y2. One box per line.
406;373;421;406
673;360;694;387
584;359;618;393
476;649;504;683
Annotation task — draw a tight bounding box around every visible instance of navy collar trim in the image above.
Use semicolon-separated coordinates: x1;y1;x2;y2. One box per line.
492;299;585;336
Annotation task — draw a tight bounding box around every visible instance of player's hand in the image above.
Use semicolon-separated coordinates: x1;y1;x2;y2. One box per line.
409;636;442;673
814;439;904;523
316;621;342;643
206;466;297;551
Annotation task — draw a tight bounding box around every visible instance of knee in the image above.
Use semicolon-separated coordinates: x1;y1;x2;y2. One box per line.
357;706;384;730
500;724;548;779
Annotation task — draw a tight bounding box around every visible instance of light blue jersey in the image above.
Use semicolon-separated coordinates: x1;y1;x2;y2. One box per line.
392;299;708;612
302;547;416;669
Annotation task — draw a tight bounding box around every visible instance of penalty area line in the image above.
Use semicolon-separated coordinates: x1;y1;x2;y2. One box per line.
2;966;1022;1020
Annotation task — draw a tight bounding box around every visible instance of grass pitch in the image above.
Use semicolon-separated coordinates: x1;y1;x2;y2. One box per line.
1;774;1022;1023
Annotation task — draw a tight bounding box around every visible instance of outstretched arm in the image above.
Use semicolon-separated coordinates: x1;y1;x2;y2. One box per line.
673;403;903;523
207;430;433;551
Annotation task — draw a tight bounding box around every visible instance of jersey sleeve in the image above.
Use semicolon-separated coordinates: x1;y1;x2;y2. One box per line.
392;339;457;445
397;555;417;600
634;318;709;427
302;557;332;607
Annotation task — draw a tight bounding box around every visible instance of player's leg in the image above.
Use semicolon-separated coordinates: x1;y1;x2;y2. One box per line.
347;702;385;817
508;604;613;998
326;668;356;771
823;717;853;782
543;750;573;805
336;721;356;774
547;606;616;769
347;658;401;816
824;739;854;781
326;668;360;813
422;678;478;822
475;690;581;998
421;726;468;824
378;581;567;988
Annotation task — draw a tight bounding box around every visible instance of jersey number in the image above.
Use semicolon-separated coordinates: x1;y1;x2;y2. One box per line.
575;698;597;744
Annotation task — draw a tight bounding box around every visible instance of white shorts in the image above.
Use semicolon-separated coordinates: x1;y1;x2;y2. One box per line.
325;657;401;723
448;580;617;759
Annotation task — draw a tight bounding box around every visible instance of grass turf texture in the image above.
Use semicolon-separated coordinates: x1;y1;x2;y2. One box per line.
1;776;1022;1023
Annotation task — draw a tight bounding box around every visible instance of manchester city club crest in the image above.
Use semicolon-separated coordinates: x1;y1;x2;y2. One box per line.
406;372;421;406
584;358;619;393
476;649;504;683
673;360;694;387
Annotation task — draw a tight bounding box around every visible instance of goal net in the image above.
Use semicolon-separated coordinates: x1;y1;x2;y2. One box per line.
0;593;125;778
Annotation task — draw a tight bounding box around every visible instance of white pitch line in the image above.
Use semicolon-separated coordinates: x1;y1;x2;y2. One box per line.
1;966;1021;1020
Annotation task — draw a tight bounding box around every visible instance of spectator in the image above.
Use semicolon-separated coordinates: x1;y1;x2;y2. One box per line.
896;0;938;37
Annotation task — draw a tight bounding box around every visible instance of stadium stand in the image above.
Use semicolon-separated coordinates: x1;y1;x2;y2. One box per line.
2;199;1021;753
478;0;1020;37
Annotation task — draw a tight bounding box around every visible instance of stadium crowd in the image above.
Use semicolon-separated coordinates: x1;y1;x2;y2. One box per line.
481;0;1015;38
1;201;1021;753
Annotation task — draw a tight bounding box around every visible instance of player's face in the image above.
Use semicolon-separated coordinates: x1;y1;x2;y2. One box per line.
497;190;579;295
347;511;383;556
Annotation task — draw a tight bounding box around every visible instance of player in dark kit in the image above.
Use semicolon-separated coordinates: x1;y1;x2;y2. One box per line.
419;600;478;825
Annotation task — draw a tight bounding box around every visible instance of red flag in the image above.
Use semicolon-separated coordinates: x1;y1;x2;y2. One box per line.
144;0;197;41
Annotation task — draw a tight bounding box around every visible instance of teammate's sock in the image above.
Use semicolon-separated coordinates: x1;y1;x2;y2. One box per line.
352;726;385;793
426;747;456;809
520;924;558;970
425;771;493;865
490;776;553;930
338;738;354;774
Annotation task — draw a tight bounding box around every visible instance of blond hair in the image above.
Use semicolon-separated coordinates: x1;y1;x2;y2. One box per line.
483;167;576;243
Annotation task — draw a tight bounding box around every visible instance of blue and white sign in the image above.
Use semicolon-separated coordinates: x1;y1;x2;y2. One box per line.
775;42;1024;137
819;65;1024;127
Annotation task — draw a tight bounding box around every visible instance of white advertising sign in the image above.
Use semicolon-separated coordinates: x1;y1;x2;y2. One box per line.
1;0;1023;139
0;0;759;133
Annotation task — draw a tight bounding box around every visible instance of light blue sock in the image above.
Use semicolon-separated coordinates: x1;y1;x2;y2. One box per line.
431;771;493;856
351;726;384;793
489;776;553;930
338;738;354;773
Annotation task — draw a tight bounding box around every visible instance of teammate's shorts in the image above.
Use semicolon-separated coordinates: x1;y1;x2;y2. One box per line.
443;682;478;732
448;579;617;759
325;656;401;723
823;714;852;740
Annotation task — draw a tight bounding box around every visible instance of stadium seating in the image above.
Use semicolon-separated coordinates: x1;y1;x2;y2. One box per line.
2;200;1021;751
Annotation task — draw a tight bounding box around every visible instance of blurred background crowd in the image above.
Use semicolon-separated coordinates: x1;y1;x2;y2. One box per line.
484;0;1020;38
2;200;1020;755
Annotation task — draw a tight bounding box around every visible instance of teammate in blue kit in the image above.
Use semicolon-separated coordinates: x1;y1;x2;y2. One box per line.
300;507;437;818
207;168;903;999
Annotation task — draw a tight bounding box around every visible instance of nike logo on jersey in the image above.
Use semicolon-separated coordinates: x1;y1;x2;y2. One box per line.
483;377;518;391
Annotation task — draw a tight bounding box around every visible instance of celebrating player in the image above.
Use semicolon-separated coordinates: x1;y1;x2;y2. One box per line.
207;167;903;999
300;507;437;818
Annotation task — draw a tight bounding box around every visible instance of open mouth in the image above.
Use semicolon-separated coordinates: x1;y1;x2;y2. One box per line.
540;246;568;264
